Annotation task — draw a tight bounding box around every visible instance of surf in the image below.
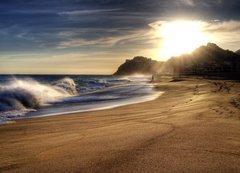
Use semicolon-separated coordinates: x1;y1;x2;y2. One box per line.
0;75;161;123
0;77;77;117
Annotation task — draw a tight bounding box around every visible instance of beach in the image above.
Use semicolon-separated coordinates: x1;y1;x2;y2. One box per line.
1;78;240;173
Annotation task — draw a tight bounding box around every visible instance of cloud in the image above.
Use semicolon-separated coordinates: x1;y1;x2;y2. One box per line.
202;20;240;50
148;21;165;30
58;9;120;16
204;20;240;33
148;19;240;52
12;9;55;15
176;0;195;6
149;19;240;34
56;28;157;49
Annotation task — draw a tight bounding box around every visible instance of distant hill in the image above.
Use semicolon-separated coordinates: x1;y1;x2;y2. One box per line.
164;43;240;77
114;56;163;75
236;49;240;55
114;43;240;78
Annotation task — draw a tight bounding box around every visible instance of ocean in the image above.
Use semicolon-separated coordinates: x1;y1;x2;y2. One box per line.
0;75;162;123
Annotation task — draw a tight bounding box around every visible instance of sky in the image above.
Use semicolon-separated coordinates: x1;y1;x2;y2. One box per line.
0;0;239;74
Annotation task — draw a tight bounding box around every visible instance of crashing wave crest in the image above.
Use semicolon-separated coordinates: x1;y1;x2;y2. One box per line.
53;77;77;95
0;77;77;112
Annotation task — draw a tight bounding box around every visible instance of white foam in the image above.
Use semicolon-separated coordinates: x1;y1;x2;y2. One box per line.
0;77;77;116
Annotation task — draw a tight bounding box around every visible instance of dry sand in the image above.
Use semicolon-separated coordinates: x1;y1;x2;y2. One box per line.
0;78;240;173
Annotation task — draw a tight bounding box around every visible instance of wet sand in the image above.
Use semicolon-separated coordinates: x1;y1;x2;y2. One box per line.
1;78;240;173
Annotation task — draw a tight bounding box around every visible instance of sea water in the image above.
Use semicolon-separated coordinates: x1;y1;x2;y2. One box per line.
0;75;162;123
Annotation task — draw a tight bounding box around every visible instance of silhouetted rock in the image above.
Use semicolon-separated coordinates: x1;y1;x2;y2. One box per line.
165;43;240;77
114;56;163;75
114;43;240;78
236;49;240;55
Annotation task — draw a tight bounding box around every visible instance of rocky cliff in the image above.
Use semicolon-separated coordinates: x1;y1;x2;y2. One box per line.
165;43;240;77
114;43;240;78
236;49;240;55
114;56;163;75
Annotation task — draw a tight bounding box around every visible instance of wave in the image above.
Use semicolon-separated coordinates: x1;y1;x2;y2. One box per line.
75;77;130;93
53;77;77;95
0;77;77;112
0;75;155;123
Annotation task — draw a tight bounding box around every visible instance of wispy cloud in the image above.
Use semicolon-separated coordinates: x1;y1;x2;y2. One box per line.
203;20;240;50
56;28;157;49
12;9;55;14
204;20;240;33
149;20;240;34
58;9;120;16
177;0;195;6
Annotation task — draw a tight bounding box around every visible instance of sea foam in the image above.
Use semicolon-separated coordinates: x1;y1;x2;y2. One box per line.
0;77;77;112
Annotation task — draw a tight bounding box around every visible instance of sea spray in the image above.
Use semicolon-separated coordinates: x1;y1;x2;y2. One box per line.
53;77;77;95
0;77;77;112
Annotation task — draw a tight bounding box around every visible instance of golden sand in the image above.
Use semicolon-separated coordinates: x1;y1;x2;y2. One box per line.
0;78;240;173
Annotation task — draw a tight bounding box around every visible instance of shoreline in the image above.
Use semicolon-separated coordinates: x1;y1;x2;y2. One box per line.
1;78;240;172
0;78;159;123
29;90;163;120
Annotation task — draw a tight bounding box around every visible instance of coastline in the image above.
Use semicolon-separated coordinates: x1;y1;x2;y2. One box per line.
0;75;157;123
31;93;163;119
28;83;163;119
1;78;240;172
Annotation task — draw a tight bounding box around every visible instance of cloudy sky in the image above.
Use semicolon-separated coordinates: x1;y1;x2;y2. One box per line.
0;0;239;74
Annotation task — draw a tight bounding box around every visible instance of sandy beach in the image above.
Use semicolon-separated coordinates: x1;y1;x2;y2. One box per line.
1;78;240;173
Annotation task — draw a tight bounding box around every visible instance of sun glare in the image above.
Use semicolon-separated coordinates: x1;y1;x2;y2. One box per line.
159;21;209;60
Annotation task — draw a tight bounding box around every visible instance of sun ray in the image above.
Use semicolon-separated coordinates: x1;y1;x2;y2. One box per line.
158;21;209;60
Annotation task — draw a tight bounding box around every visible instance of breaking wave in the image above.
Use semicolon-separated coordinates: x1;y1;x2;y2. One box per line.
0;77;77;112
0;75;160;123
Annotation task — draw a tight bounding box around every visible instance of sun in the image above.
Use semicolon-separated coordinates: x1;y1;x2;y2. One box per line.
158;20;209;60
